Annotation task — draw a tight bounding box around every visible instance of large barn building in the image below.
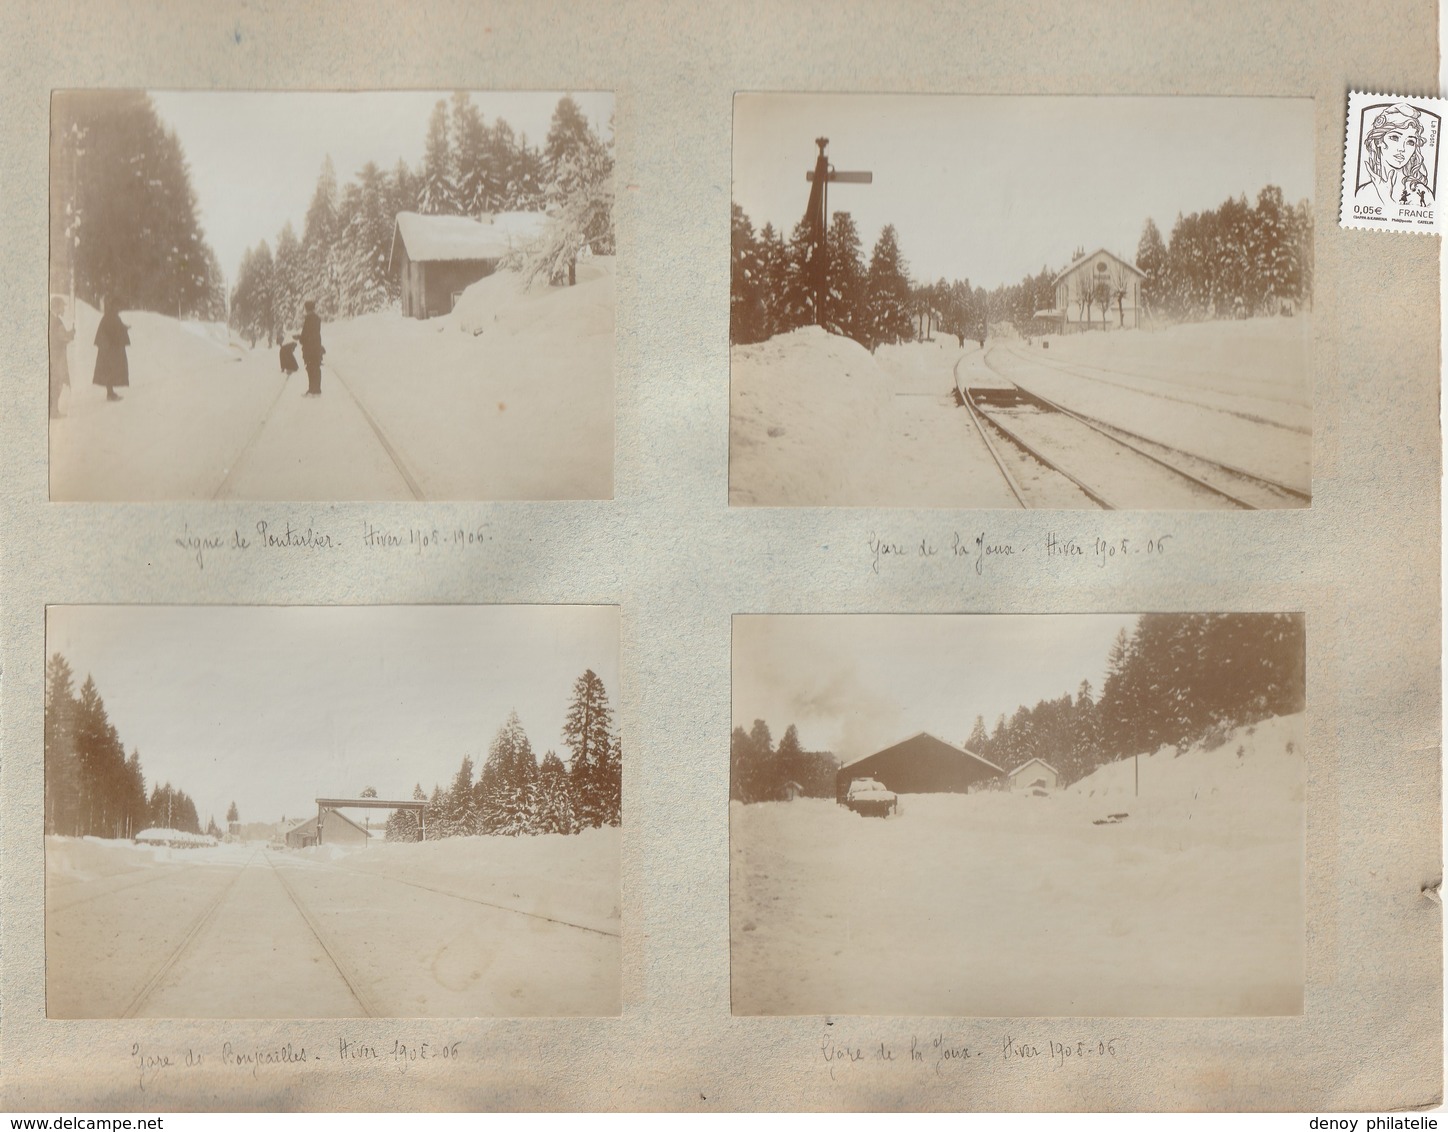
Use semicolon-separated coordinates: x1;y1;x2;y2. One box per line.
388;210;547;319
835;732;1003;800
1047;247;1146;331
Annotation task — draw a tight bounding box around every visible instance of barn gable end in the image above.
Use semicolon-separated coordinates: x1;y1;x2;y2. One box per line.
835;731;1003;799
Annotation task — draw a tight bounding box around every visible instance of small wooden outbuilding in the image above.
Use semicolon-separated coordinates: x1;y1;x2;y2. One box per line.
389;210;547;319
1007;757;1061;795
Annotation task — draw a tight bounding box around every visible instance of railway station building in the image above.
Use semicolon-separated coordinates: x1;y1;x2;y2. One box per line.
834;732;1003;800
1048;248;1146;332
283;809;370;849
389;210;547;320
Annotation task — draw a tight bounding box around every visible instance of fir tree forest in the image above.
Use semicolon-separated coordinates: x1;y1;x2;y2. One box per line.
384;668;622;841
49;91;614;346
45;652;204;838
730;186;1313;349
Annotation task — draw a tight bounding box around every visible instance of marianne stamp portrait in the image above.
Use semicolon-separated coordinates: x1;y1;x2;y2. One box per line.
1341;91;1445;234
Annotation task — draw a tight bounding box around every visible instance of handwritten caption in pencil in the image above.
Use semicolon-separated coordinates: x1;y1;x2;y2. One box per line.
173;520;495;570
820;1032;1122;1080
866;530;1174;577
129;1036;463;1091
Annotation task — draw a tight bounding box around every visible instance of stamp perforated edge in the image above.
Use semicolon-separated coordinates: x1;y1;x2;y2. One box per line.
1340;89;1446;235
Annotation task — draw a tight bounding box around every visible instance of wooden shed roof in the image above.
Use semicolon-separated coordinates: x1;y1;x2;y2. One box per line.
388;210;547;271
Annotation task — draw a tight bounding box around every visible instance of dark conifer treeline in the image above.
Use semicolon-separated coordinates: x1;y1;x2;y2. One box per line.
731;205;917;352
729;722;839;803
384;668;622;841
50;91;226;319
230;94;614;344
731;182;1313;349
969;613;1305;786
45;653;203;837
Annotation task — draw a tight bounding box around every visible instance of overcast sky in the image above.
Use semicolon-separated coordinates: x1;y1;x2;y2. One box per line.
48;605;618;830
733;613;1139;763
149;90;615;282
733;94;1315;289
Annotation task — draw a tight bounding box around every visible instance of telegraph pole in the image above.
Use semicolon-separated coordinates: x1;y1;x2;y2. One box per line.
803;138;872;327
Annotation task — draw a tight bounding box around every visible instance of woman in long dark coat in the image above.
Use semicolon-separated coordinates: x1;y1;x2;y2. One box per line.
92;298;130;402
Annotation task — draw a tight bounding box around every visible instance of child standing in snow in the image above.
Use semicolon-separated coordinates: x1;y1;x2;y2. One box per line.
278;333;299;377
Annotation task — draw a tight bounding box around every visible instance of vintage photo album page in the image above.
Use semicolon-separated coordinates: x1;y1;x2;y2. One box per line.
0;0;1440;1113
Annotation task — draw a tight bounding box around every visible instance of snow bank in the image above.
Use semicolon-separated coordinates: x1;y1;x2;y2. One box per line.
731;715;1303;1016
729;331;1021;507
337;826;621;930
134;827;218;848
325;258;615;500
729;326;892;505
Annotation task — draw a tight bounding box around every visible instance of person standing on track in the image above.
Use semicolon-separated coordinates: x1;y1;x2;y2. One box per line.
92;296;130;403
299;299;325;397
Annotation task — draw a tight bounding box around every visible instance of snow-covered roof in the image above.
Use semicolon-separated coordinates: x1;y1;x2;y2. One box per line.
1008;757;1060;778
1051;248;1146;286
842;731;1004;774
389;210;548;270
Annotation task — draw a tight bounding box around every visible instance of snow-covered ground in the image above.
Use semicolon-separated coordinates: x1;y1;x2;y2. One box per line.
729;318;1310;506
49;261;614;501
731;714;1304;1017
729;328;1017;507
46;827;620;1018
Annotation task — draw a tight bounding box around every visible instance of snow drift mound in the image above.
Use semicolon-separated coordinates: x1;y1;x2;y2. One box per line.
729;326;892;505
453;257;615;340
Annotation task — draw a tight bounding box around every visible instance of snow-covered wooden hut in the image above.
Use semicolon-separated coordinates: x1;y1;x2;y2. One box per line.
389;210;547;319
779;780;805;801
835;732;1003;801
1051;248;1146;331
1007;757;1060;795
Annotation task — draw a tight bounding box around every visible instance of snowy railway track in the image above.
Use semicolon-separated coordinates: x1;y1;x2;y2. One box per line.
119;850;260;1019
210;357;425;501
997;340;1311;418
955;348;1307;509
47;859;204;914
334;864;621;939
264;852;381;1016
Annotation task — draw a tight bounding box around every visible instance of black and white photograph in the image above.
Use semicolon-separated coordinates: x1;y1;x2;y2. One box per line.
731;613;1306;1016
48;90;615;501
44;605;621;1018
730;95;1313;508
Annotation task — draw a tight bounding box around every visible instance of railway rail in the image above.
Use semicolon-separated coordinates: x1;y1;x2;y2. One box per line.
954;346;1310;510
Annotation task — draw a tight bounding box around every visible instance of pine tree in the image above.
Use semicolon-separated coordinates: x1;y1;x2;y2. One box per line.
45;653;79;835
450;92;489;218
511;116;613;288
563;670;618;826
444;754;479;837
822;211;866;343
418;100;458;215
50;91;219;316
731;203;768;345
965;714;988;752
481;712;540;835
536;750;576;834
301;157;341;316
864;224;914;350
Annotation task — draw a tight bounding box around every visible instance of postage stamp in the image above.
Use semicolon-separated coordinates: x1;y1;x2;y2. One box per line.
1341;91;1444;234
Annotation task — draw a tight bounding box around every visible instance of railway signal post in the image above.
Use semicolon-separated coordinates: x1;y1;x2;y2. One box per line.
804;137;873;327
